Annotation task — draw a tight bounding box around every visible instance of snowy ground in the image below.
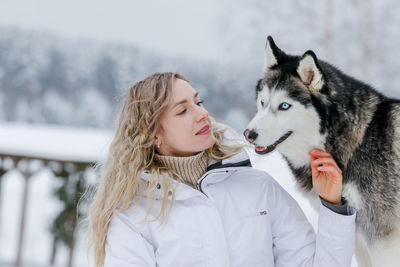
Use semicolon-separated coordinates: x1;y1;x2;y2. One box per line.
0;123;358;266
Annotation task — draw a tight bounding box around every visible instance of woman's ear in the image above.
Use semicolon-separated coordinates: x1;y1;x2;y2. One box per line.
153;137;159;146
154;137;161;149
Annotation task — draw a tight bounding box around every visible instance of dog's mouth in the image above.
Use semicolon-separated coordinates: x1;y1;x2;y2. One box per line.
254;131;293;155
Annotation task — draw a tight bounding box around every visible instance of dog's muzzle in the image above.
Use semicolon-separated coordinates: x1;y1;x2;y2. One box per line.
254;131;293;155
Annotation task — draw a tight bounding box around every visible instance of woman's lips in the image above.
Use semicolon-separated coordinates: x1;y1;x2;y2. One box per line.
196;125;210;135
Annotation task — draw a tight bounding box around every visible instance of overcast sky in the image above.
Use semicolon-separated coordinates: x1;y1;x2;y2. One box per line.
0;0;223;61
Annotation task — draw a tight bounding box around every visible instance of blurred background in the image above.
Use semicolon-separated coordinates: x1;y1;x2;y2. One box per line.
0;0;399;266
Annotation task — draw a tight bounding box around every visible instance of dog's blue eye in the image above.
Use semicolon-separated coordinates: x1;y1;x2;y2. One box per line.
279;103;291;110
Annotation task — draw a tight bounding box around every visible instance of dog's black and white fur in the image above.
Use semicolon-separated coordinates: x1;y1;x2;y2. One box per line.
245;36;400;267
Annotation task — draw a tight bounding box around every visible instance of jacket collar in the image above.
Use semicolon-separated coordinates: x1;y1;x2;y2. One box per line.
140;170;203;200
207;149;251;171
140;149;251;201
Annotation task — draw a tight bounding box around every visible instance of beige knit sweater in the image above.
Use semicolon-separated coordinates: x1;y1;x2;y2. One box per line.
154;151;208;188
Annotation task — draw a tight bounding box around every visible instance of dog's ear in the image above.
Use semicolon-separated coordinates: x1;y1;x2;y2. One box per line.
297;50;324;92
265;36;287;70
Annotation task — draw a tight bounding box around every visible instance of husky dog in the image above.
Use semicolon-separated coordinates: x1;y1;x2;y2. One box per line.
244;36;400;267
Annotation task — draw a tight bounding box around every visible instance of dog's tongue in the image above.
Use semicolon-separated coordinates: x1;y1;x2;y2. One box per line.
255;146;266;152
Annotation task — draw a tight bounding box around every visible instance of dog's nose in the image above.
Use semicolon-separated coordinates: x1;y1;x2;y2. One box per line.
243;129;258;143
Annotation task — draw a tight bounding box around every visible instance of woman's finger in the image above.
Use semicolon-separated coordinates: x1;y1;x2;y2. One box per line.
311;158;342;174
309;154;318;178
309;149;332;158
316;166;342;180
309;150;342;175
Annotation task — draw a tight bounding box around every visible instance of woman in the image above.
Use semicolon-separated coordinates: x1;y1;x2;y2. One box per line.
87;72;356;267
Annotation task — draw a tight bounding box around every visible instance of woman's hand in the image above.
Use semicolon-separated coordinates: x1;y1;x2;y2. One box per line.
309;149;343;205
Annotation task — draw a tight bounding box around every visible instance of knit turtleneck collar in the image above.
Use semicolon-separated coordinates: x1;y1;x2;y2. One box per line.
154;151;208;188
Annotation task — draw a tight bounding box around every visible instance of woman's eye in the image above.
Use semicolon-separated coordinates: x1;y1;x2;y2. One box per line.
177;109;186;115
177;100;203;115
278;102;291;111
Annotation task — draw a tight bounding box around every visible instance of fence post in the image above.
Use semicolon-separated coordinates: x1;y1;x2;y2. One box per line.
15;159;33;267
0;157;7;238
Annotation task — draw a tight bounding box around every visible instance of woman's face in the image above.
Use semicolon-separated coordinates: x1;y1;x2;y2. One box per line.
156;78;216;157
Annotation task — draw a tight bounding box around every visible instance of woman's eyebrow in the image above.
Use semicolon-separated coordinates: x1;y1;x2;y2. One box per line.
171;92;199;110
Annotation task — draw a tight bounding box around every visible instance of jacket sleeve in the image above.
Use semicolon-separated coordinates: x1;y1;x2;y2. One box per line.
268;177;356;267
104;212;156;267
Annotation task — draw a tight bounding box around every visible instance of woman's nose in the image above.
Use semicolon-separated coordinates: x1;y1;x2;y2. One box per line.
196;105;209;122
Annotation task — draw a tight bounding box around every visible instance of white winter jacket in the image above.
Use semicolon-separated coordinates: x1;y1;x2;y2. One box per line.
105;150;356;267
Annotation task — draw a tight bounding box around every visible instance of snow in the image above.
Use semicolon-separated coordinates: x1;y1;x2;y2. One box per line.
0;123;358;266
0;123;113;163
